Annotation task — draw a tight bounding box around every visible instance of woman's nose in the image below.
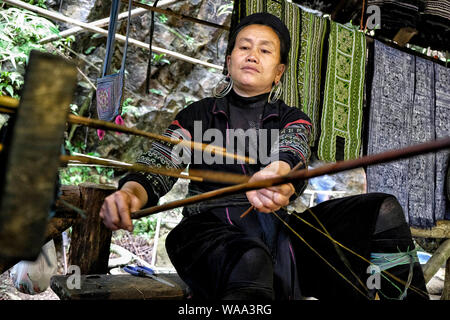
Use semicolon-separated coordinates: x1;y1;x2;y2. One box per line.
246;53;258;63
246;48;259;63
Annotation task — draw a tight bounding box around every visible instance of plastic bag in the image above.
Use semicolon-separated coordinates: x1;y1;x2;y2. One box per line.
9;240;58;295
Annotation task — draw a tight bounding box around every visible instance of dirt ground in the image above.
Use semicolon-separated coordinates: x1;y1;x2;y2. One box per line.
0;231;154;300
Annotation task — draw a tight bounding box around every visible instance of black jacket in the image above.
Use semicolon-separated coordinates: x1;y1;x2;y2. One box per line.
119;94;313;209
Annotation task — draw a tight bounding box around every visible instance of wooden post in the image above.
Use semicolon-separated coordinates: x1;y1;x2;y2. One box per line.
68;183;116;274
442;258;450;300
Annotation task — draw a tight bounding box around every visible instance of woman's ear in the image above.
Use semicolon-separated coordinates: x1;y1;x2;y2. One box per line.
226;55;231;70
275;64;286;82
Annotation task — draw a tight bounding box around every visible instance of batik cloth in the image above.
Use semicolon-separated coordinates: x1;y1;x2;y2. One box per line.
434;63;450;221
367;40;449;228
317;21;366;162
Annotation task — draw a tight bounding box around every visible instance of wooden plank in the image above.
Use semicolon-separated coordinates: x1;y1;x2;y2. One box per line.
410;221;450;238
50;274;188;300
68;183;116;274
0;51;77;261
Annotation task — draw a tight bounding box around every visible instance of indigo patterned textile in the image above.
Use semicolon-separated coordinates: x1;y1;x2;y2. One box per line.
367;40;450;228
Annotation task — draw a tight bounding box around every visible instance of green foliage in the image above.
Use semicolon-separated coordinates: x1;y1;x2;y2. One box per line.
0;7;72;97
24;0;47;9
132;216;157;237
121;97;140;116
0;70;23;98
152;52;170;65
60;141;115;186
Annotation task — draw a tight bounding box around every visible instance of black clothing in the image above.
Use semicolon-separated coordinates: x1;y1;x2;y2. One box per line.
120;92;428;300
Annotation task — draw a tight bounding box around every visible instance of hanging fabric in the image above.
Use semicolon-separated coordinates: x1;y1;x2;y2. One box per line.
96;0;132;124
434;63;450;221
317;21;366;162
366;40;450;228
297;10;327;148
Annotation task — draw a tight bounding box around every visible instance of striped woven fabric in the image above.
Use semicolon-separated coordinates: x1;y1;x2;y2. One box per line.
424;0;450;20
229;1;327;147
298;10;327;147
317;21;366;162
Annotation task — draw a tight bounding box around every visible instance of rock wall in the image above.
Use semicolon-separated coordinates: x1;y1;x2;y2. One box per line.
52;0;232;163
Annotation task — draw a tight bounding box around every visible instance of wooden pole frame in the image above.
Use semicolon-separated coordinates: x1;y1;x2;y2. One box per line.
3;0;223;71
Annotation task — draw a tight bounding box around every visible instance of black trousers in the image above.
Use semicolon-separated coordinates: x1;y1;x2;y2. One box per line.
166;193;428;300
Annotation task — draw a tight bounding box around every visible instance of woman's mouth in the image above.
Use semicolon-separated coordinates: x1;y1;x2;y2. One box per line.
241;66;259;73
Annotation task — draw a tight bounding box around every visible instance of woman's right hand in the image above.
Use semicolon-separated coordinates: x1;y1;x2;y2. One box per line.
99;182;148;232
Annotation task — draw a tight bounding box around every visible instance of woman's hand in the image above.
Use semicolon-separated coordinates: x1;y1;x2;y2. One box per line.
245;161;295;213
99;182;148;231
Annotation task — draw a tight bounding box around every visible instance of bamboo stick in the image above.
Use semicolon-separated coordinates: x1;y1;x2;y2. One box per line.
240;160;306;218
130;136;450;219
67;114;255;164
62;154;250;185
2;0;223;71
122;0;230;31
39;7;148;44
0;97;255;164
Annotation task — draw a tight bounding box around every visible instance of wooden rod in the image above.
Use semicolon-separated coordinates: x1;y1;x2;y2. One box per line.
62;154;250;185
131;136;450;219
240;159;306;218
67;114;255;164
61;154;203;182
39;7;148;44
0;97;255;164
122;0;230;31
2;0;223;71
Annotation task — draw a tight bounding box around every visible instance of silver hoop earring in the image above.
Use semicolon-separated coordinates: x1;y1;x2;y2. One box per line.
268;81;283;104
213;75;233;98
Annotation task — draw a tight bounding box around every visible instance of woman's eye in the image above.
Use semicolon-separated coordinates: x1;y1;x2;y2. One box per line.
261;49;271;54
240;46;248;50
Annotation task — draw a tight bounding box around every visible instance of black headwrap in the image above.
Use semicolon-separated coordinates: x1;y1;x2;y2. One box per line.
227;12;291;64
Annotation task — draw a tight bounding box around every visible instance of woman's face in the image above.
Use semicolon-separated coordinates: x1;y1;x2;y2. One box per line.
227;24;286;97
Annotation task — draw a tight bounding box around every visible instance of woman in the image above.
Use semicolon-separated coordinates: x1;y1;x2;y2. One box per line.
100;13;428;300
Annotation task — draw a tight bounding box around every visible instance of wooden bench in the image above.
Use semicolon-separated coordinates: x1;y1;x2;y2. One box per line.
50;273;189;300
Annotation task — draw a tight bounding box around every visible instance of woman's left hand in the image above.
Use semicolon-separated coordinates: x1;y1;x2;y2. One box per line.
246;161;295;213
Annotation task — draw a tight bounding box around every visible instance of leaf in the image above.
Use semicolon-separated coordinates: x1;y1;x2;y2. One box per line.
5;85;14;97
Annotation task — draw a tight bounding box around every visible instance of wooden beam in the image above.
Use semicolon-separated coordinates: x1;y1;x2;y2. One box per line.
0;51;77;261
411;221;450;239
3;0;223;71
